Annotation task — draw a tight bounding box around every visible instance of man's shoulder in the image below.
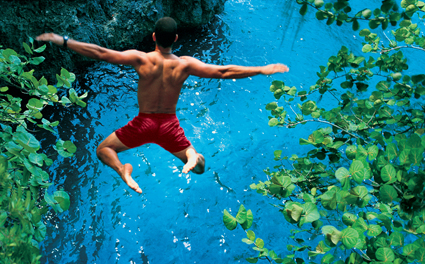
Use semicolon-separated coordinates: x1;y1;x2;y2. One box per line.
179;55;194;61
179;56;203;66
122;49;147;63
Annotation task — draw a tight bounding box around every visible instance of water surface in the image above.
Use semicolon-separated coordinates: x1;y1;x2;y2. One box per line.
40;0;425;263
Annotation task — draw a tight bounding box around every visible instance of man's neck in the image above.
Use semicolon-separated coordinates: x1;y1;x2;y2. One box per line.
155;46;172;54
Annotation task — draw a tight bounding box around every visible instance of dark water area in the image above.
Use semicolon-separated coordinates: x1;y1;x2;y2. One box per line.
39;0;425;263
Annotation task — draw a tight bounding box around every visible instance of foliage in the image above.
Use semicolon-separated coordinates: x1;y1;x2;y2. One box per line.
224;1;425;263
0;38;86;263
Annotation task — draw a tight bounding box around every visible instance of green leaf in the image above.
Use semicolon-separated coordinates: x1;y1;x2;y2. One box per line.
241;209;253;230
386;143;397;160
270;81;284;92
242;238;254;245
300;202;320;226
350;160;365;184
389;232;404;246
380;185;398;203
266;102;278;110
403;244;418;260
34;44;46;53
362;9;372;18
367;224;383;236
352;217;368;233
355;145;368;160
346;145;357;160
341;227;359;249
255;238;264;248
315;0;324;8
290;204;303;222
14;131;40;153
247;230;255;241
28;98;44;110
381;164;397;184
54;190;70;211
268;118;279;127
362;44;373;53
236;204;247;224
409;148;422;166
223;209;237;230
0;211;7;226
308;130;325;144
34;221;47;242
287;87;297;96
321;254;334;263
335;167;350;189
300;4;308;16
330;230;342;245
23;42;33;54
29;56;45;65
342;213;357;226
376;247;395;262
376;81;390;91
352;19;360;31
367;145;379;160
322;225;338;235
0;155;8;175
29;153;44;167
45;193;62;213
415;248;425;263
351;186;368;198
359;28;371;37
63;140;77;153
246;257;258;263
321;188;337;210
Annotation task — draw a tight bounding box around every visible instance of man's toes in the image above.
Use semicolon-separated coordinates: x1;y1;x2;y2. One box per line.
182;163;194;174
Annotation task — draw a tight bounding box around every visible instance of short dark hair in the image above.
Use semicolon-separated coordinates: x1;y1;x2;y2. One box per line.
154;17;177;48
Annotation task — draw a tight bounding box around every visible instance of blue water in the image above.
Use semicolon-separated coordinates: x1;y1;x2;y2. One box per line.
40;0;425;263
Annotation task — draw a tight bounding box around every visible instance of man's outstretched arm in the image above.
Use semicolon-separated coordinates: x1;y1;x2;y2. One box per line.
182;56;289;79
36;33;143;67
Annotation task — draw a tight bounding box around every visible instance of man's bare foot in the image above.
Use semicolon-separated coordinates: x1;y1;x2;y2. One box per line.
182;154;205;174
118;163;142;193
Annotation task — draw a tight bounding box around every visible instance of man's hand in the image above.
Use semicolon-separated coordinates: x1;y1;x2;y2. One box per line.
261;64;289;75
36;33;65;46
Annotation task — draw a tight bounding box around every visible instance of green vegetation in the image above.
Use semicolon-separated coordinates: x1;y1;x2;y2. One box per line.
224;0;425;263
0;39;86;263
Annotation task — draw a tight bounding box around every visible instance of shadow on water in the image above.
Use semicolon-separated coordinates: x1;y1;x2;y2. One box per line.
280;0;306;51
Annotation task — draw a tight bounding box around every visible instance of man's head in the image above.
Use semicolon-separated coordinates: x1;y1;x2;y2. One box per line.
154;17;177;48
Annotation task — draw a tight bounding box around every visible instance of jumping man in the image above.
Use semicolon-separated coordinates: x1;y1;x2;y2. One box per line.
36;17;289;194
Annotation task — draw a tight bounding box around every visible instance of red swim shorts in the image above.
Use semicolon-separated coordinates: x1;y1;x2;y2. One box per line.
115;113;192;153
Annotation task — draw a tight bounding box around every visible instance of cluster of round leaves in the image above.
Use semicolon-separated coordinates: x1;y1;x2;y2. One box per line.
223;1;425;263
297;0;425;31
0;39;86;263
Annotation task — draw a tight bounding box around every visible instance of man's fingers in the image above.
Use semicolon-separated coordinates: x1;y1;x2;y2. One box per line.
35;34;48;42
35;33;54;42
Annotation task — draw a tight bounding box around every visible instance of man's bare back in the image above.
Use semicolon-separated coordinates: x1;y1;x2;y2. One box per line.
135;51;190;114
36;17;289;193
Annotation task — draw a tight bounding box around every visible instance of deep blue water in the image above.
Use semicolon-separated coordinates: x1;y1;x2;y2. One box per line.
40;0;425;263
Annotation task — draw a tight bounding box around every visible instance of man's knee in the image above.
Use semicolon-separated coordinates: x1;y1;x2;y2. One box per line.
96;145;104;160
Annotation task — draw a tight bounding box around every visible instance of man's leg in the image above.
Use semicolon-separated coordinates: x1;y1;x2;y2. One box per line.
172;145;205;174
96;132;142;193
